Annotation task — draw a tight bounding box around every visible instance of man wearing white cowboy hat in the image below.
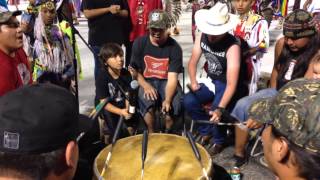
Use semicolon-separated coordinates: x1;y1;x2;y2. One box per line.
184;2;248;154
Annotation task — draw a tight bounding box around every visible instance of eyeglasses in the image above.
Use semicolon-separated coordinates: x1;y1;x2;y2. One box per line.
0;21;20;28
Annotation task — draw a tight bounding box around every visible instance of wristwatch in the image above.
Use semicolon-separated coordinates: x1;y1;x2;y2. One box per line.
216;107;225;114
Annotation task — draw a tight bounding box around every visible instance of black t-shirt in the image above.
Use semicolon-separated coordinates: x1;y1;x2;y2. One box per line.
82;0;129;46
200;33;239;82
95;68;132;107
130;35;183;80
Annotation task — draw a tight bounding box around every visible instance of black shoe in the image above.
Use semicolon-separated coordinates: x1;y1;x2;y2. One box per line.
233;154;246;167
200;136;211;146
208;144;225;155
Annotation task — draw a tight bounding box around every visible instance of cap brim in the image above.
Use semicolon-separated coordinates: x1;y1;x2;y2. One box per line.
0;10;22;23
248;98;273;124
147;24;167;30
12;10;22;16
195;10;239;35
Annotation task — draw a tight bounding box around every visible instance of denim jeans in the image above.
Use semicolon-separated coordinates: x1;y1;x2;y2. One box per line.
184;80;227;145
91;45;102;80
231;88;278;122
138;79;183;117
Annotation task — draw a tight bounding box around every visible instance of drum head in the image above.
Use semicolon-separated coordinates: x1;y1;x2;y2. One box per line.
94;134;212;179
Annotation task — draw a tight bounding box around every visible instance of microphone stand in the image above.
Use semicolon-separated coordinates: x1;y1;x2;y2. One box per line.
186;131;210;180
70;23;79;108
56;11;92;111
70;24;96;55
141;130;148;180
99;115;124;180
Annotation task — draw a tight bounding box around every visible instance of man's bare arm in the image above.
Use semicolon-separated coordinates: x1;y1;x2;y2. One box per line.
188;33;203;91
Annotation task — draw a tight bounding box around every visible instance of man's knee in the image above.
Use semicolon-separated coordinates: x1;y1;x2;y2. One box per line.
183;92;198;110
236;97;250;110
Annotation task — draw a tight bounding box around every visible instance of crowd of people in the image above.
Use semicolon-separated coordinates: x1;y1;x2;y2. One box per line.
0;0;319;179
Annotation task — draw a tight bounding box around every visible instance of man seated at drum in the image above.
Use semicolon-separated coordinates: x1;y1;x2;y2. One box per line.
130;10;183;133
184;2;247;155
246;78;320;180
0;84;89;180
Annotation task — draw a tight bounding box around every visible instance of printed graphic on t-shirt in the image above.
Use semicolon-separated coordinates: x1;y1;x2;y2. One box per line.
143;55;169;79
204;53;223;76
108;82;122;102
17;63;30;85
234;21;252;41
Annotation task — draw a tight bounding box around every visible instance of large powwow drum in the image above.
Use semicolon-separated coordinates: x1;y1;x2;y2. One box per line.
94;133;212;179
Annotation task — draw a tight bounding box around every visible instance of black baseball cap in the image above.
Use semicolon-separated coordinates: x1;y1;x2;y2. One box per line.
0;84;91;154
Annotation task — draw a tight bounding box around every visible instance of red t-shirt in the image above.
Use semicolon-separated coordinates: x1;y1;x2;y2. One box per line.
0;48;32;96
128;0;162;42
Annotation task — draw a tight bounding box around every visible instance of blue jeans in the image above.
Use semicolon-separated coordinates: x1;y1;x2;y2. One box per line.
91;45;102;80
231;88;278;122
138;79;182;117
184;80;227;145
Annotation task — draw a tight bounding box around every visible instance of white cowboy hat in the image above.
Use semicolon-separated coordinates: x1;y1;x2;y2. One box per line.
195;2;239;35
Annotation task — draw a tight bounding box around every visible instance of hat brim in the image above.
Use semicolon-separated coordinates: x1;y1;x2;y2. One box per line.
147;24;167;30
248;98;273;124
195;10;239;35
0;10;22;23
12;10;22;16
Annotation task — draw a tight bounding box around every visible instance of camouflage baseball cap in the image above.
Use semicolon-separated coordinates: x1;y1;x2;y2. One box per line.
0;8;22;24
283;9;316;39
248;78;320;153
147;9;171;30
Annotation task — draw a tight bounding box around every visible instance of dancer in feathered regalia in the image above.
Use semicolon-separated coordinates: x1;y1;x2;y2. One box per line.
32;0;74;88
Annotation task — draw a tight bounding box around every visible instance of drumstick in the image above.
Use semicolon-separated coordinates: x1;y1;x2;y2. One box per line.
112;116;124;145
186;131;210;180
141;130;148;180
99;116;124;180
89;98;109;120
195;120;246;126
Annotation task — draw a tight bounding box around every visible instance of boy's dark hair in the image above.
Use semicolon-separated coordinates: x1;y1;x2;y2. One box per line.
98;43;124;65
0;148;66;179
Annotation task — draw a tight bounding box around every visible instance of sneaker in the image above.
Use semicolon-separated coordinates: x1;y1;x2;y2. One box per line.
233;155;246;167
259;156;268;168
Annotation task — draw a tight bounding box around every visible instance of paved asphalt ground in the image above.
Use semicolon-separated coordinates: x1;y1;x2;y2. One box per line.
10;2;282;179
